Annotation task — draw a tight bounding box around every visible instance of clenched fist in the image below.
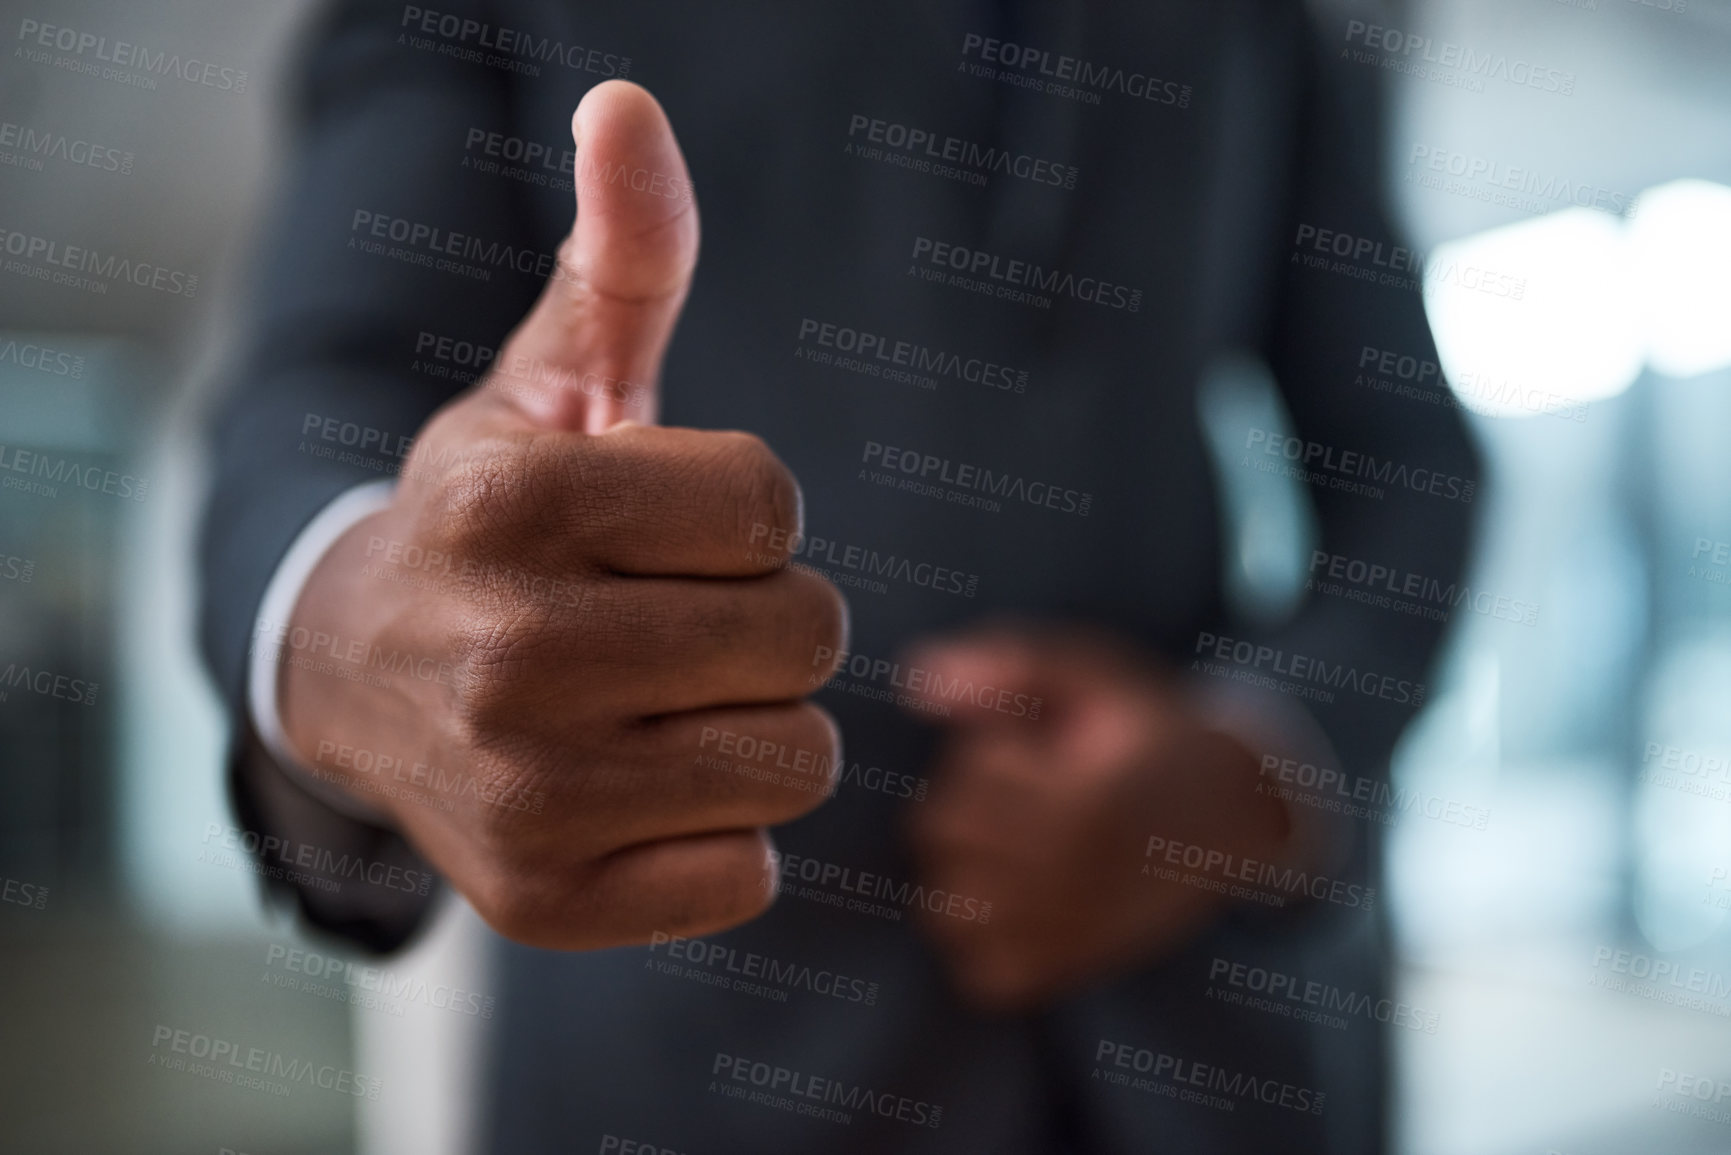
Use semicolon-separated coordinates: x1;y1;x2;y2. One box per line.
273;81;848;949
900;629;1300;1011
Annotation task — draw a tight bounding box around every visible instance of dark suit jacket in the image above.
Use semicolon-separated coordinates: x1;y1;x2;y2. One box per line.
199;1;1477;1150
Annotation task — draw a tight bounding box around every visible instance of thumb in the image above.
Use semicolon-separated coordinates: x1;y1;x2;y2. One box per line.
492;79;699;433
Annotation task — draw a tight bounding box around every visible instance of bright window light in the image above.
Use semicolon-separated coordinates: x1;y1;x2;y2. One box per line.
1423;179;1731;418
1424;208;1644;418
1629;179;1731;380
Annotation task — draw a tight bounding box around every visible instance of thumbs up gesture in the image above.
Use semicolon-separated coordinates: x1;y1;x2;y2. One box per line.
274;82;849;949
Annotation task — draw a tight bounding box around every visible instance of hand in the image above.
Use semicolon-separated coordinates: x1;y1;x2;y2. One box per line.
899;628;1295;1011
272;81;849;950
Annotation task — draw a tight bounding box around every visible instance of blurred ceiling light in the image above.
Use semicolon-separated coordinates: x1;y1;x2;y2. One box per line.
1422;180;1731;418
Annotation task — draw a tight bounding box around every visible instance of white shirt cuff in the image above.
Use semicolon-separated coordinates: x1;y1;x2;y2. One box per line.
248;479;397;823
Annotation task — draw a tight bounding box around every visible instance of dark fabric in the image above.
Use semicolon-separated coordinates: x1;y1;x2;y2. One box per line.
227;732;441;953
196;0;1479;1150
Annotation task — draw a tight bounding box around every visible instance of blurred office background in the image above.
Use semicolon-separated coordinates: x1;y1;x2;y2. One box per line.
1;0;1729;1152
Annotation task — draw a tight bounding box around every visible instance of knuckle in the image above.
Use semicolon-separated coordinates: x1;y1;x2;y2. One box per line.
711;432;801;556
449;608;552;734
468;833;593;947
793;704;843;799
811;576;850;661
661;839;776;936
659;583;745;650
471;870;549;944
711;837;779;922
552;435;634;537
472;794;527;853
468;755;551;847
781;570;849;677
425;435;536;551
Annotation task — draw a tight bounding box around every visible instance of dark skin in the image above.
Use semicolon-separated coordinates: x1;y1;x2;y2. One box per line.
281;81;848;948
899;630;1297;1011
277;80;1319;1002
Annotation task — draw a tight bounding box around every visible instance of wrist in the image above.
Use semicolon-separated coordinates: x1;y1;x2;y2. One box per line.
247;481;398;822
276;505;427;828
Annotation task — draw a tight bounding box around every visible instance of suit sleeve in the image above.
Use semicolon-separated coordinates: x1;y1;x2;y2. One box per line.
197;0;555;952
1247;15;1482;835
